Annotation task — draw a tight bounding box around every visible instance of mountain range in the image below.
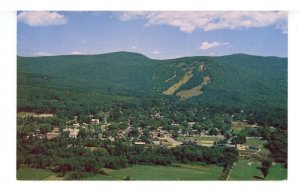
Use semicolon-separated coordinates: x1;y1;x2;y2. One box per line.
17;52;287;111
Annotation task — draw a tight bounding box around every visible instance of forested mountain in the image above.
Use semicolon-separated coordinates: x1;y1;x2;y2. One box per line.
17;51;287;113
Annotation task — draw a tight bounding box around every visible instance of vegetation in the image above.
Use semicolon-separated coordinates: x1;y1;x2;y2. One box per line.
87;164;223;180
17;52;287;180
17;167;55;180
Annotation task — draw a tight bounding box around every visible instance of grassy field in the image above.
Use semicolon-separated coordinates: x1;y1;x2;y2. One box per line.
229;159;262;180
177;135;222;143
229;158;287;180
265;164;287;180
231;121;253;132
17;167;56;180
83;174;118;180
87;164;223;180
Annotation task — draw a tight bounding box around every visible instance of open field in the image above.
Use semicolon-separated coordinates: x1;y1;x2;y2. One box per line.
229;158;287;180
265;163;287;180
83;174;118;180
43;175;65;180
177;135;222;143
17;167;56;180
17;112;54;118
231;121;254;132
229;158;262;180
87;164;223;180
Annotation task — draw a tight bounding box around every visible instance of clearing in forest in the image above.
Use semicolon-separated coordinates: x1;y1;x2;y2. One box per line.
176;75;211;100
163;68;194;95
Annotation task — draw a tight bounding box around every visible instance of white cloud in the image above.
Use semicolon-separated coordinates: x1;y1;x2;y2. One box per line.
131;46;137;50
17;11;67;27
71;51;82;55
119;11;287;33
152;50;161;55
34;52;53;56
199;41;230;50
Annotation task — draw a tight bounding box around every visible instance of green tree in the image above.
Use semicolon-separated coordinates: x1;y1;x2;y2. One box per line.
261;159;272;179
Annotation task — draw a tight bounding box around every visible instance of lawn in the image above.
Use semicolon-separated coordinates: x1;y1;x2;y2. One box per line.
83;174;119;180
87;164;223;180
17;167;56;180
265;163;287;180
229;158;262;180
229;158;287;180
177;135;221;143
231;121;253;132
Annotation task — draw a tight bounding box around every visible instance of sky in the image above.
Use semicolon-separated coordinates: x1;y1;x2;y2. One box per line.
17;11;288;59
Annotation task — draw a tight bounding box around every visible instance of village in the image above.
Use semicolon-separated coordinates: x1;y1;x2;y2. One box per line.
27;111;264;158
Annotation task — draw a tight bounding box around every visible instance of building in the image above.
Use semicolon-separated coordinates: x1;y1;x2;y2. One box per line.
187;122;196;128
236;144;249;151
64;128;79;138
46;132;59;139
53;127;60;133
134;141;146;145
73;123;80;128
91;119;100;125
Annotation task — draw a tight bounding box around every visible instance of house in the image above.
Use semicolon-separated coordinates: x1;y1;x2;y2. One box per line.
53;127;60;133
187;122;196;128
46;127;60;139
236;144;249;151
46;132;59;139
64;128;79;138
153;112;163;119
149;131;158;138
134;141;146;145
152;141;161;145
91;119;100;125
103;117;108;124
73;123;80;128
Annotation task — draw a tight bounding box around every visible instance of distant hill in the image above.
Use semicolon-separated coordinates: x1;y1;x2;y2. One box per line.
17;52;287;111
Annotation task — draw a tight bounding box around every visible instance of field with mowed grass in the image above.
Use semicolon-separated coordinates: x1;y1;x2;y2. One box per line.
177;135;221;143
229;158;287;180
265;164;287;180
86;164;223;180
229;159;262;180
17;167;57;180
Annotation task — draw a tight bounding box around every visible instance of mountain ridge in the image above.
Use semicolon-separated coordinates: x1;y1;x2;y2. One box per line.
17;51;287;60
17;51;287;112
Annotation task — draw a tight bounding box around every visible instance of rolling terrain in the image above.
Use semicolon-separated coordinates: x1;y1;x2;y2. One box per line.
17;52;287;112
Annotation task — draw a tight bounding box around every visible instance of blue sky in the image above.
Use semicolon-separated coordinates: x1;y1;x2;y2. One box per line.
17;11;288;59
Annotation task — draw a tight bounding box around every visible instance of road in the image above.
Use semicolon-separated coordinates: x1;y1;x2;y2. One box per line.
164;135;182;146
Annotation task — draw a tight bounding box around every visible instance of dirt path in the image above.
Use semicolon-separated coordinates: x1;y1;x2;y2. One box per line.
226;162;237;180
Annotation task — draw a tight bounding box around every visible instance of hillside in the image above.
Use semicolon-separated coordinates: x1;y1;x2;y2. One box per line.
17;52;287;111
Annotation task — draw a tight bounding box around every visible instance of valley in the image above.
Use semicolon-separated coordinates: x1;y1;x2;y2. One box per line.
17;52;287;180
